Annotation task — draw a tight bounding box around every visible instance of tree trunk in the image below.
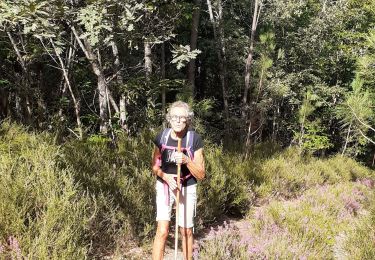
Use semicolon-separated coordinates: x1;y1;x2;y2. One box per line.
207;0;229;120
58;33;76;120
51;39;83;139
145;41;152;81
342;122;352;155
187;0;201;96
272;102;280;141
72;26;109;134
119;94;128;132
217;1;229;120
161;42;167;128
242;0;261;117
110;39;128;131
299;116;305;148
7;31;33;124
98;74;109;134
107;89;120;115
256;67;265;103
0;89;9;119
245;120;253;159
12;78;23;120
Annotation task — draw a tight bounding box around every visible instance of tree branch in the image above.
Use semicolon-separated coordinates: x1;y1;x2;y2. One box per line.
71;26;92;61
348;104;375;132
359;129;375;145
6;31;27;73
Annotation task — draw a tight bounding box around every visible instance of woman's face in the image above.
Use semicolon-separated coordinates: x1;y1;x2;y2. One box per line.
169;107;188;133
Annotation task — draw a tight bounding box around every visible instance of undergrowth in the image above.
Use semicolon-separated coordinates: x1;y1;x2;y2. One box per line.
1;123;373;258
195;147;375;259
0;123;90;259
0;123;254;258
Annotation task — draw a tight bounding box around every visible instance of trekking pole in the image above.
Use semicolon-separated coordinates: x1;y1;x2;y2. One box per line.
174;138;182;260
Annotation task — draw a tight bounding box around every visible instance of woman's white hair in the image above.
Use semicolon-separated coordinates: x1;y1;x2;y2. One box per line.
166;101;194;124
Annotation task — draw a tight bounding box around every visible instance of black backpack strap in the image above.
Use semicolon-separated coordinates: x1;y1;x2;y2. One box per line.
185;130;195;159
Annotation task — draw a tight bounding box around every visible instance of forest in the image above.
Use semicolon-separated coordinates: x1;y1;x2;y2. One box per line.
0;0;374;259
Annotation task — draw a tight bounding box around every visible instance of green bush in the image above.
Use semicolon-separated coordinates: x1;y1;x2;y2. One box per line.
256;147;374;199
0;124;157;258
64;132;255;239
245;182;374;259
0;123;91;259
61;130;157;256
196;145;255;228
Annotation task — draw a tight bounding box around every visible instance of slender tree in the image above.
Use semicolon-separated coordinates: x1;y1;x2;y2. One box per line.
242;0;262;116
206;0;229;120
187;0;202;96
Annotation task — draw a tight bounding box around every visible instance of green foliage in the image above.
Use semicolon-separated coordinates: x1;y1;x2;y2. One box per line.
171;44;201;70
295;120;332;152
77;3;112;46
62;129;156;240
76;1;144;47
1;123;374;258
0;123;259;257
298;90;318;124
195;151;374;259
0;123;90;259
196;144;255;227
358;29;375;89
118;77;186;131
244;182;374;259
256;148;374;199
0;123;157;258
335;73;375;155
1;0;375;255
0;0;374;160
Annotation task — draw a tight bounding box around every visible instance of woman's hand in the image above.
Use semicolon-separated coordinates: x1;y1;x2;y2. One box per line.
163;174;178;190
174;152;190;165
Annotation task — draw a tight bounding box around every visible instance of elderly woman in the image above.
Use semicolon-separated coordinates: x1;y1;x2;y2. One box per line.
151;101;205;260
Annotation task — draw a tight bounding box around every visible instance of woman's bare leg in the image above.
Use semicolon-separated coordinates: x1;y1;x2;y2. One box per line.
152;221;170;260
180;227;193;260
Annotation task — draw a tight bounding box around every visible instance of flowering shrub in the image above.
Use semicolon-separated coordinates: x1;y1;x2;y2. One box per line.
196;180;374;259
246;182;373;258
334;192;375;259
256;147;374;199
195;221;248;260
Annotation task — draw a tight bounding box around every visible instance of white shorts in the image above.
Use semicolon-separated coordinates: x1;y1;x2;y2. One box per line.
155;179;197;228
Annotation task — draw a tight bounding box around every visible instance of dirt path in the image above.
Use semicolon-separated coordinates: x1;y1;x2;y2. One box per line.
124;216;248;259
162;217;249;260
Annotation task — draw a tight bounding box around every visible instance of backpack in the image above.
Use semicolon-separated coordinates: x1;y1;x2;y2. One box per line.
158;128;195;161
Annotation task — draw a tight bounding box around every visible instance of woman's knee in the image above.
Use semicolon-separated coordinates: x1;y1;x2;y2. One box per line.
156;224;169;240
179;227;193;238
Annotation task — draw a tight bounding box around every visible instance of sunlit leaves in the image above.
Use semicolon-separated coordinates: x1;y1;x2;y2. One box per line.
77;3;112;46
335;74;374;153
299;90;318;124
171;45;201;70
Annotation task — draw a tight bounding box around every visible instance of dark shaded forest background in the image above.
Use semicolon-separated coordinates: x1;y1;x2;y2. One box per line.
0;0;374;161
